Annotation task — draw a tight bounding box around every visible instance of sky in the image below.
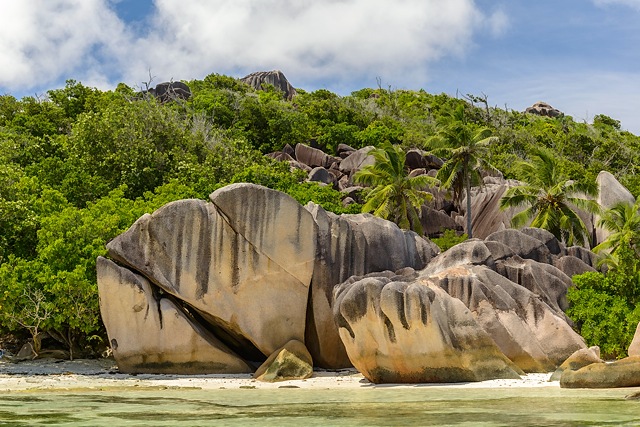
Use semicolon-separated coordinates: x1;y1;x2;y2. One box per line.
1;0;639;133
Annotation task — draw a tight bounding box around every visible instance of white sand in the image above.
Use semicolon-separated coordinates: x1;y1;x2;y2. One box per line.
0;358;558;391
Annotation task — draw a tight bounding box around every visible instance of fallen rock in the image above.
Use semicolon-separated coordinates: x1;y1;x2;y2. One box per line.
549;346;603;381
560;356;640;388
334;275;523;383
308;167;335;186
420;206;463;238
253;340;313;382
97;257;252;374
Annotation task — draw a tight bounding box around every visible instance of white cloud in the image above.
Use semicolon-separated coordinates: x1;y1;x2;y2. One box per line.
0;1;129;92
593;0;640;9
0;0;502;94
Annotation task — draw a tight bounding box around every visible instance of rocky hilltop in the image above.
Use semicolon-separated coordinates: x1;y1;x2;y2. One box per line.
97;183;608;383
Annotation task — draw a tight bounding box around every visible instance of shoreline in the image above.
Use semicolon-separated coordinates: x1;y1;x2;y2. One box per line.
0;358;557;391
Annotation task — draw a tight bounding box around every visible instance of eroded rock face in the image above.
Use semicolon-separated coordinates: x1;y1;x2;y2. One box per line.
368;232;588;374
105;184;316;359
98;182;592;380
430;264;584;372
334;274;523;383
97;257;252;374
305;204;438;369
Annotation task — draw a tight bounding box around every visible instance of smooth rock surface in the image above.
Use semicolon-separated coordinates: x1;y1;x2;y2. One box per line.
97;257;252;374
106;184;316;357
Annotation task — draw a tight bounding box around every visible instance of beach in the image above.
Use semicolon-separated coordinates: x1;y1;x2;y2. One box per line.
0;358;556;391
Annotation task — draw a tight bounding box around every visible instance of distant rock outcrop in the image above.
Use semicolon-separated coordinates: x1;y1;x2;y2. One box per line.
525;101;563;118
241;70;297;100
148;81;192;103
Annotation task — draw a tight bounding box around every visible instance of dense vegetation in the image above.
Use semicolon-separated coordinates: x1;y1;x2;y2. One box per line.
1;74;639;358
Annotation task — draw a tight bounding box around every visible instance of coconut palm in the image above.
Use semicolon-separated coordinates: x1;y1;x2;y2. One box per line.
593;196;640;267
429;105;499;238
499;148;600;246
354;143;438;235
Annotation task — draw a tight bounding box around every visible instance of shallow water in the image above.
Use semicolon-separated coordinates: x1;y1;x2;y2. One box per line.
1;386;639;426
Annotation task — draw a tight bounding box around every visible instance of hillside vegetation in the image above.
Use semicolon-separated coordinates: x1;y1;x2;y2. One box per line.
1;74;639;358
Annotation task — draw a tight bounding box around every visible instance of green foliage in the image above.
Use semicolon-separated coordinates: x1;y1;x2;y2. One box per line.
500;147;601;246
354;143;437;234
568;245;640;358
2;74;640;357
229;162;360;214
432;229;468;252
428;104;498;238
593;196;640;268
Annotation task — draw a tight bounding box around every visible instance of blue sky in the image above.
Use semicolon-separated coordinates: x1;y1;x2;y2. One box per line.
1;0;639;133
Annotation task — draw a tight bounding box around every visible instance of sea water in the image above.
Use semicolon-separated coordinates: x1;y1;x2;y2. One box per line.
1;386;639;426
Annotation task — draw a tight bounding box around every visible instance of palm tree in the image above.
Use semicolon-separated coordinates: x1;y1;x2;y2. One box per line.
593;196;640;267
499;148;600;246
429;105;498;238
354;143;438;235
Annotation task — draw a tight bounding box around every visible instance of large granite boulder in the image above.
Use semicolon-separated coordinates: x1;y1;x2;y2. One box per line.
334;274;523;383
104;184;316;361
295;143;334;168
97;257;252;374
338;146;375;176
412;234;587;372
305;204;438;369
430;263;585;372
486;229;552;264
595;171;636;246
629;322;640;357
560;356;640;388
459;179;522;239
240;70;297;100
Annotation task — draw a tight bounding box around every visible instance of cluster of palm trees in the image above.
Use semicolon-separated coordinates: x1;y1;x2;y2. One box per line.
354;104;640;267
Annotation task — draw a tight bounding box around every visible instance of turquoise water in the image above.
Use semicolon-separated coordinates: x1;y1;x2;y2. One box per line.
0;387;639;426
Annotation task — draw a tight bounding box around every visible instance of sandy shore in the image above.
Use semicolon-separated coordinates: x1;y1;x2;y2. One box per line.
0;358;558;392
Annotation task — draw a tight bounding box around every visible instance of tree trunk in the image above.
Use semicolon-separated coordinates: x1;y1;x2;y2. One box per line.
466;173;473;239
